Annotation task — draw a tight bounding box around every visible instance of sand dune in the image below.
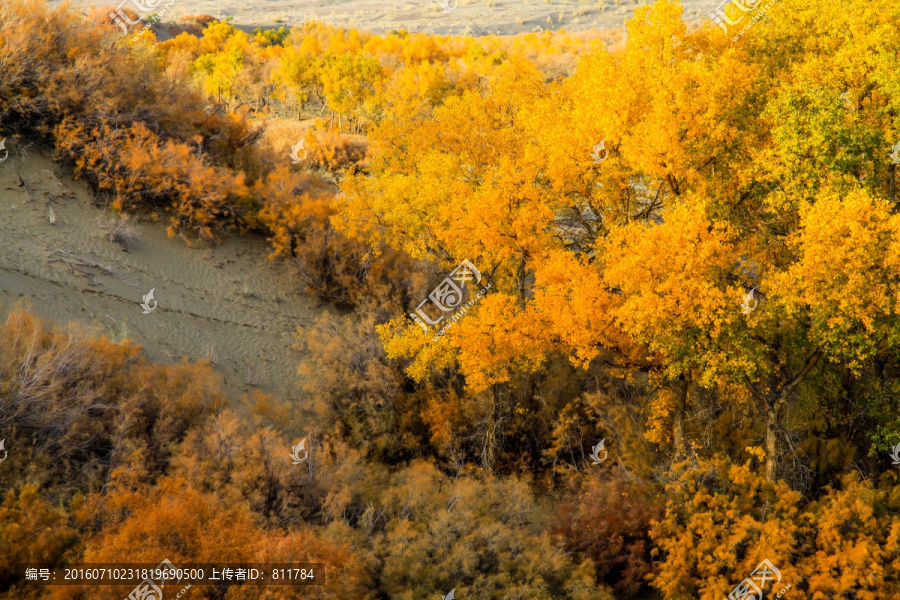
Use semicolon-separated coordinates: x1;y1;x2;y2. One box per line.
50;0;718;37
0;149;329;402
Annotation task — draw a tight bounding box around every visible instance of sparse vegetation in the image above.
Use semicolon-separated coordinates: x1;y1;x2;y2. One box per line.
103;215;138;249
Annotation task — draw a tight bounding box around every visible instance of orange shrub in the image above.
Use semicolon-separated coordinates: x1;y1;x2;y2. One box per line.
56;119;251;239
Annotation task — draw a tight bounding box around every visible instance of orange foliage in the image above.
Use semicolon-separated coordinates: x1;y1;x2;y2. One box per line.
57;120;250;239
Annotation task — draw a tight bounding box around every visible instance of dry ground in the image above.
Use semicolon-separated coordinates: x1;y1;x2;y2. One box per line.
50;0;718;36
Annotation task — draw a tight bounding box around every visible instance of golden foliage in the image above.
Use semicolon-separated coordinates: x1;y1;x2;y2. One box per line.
6;0;900;597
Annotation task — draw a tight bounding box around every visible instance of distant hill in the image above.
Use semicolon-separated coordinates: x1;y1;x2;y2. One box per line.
49;0;718;36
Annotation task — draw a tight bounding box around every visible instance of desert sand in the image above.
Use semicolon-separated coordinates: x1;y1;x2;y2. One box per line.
0;147;331;402
50;0;718;37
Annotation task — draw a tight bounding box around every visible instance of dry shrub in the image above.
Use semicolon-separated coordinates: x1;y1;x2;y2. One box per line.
552;469;663;599
304;126;369;174
180;13;218;25
0;307;226;498
57;120;251;239
0;485;76;595
175;13;217;36
103;214;137;249
296;312;405;461
257;165;425;309
79;477;373;600
263;122;368;177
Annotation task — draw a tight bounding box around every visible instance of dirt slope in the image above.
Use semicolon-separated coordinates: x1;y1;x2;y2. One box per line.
0;149;328;401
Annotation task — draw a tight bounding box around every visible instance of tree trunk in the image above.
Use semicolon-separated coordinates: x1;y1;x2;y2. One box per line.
765;401;778;482
890;163;896;208
516;252;527;306
673;377;688;459
748;349;821;483
480;385;504;472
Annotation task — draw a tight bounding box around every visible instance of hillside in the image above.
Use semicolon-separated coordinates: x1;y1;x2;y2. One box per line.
51;0;719;36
